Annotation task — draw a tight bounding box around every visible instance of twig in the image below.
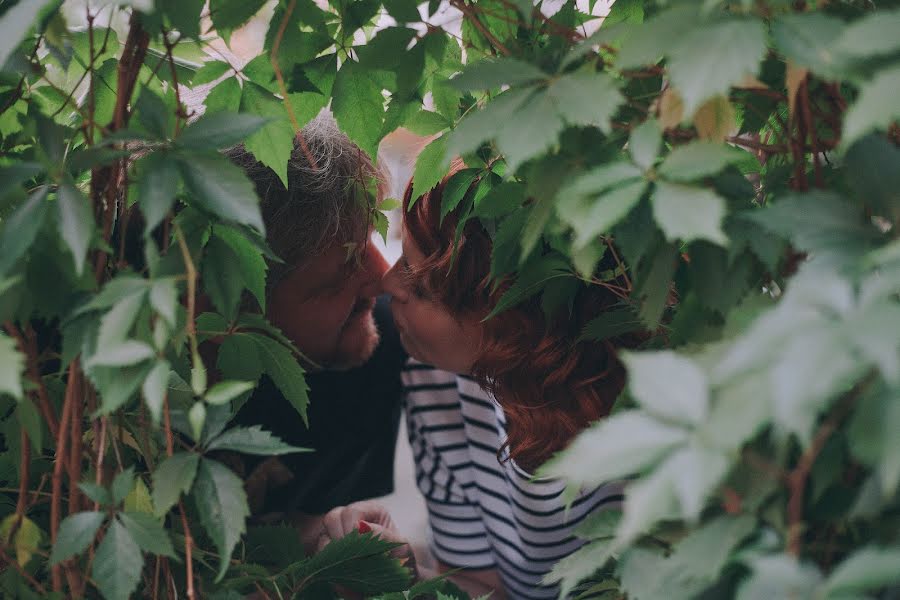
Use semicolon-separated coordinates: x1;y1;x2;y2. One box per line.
178;502;197;600
786;391;861;556
0;545;47;594
50;362;78;592
269;0;318;170
13;428;31;535
4;322;60;438
603;238;632;292
68;368;84;514
450;0;512;56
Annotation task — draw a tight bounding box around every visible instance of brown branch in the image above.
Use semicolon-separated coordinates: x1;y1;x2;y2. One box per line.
3;322;59;439
798;80;824;187
269;0;317;170
786;391;861;556
178;502;196;600
50;362;78;593
68;370;85;514
0;545;47;595
451;0;512;56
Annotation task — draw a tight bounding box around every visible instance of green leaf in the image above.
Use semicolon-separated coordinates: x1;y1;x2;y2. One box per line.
447;88;533;161
547;71;623;134
16;400;42;453
0;514;42;567
558;178;647;248
134;88;171;139
90;340;156;368
629;119;662;170
665;515;757;584
178;152;265;232
0;186;47;277
843;65;900;147
204;380;256;406
118;512;176;558
616;5;699;69
93;518;143;600
152;452;200;517
247;333;310;425
772;13;847;78
736;554;822;600
202;234;246;320
56;180;94;276
0;334;25;400
543;538;616;598
136;152;178;236
449;57;546;91
622;351;710;426
0;163;42;199
79;482;112;506
331;60;385;161
206;425;310;455
209;0;267;40
111;467;136;505
288;529;411;593
540;410;689;486
668;19;767;117
192;458;250;581
239;83;295;188
634;242;677;330
50;511;106;565
124;478;155;515
0;0;50;67
658;141;749;182
404;109;452;136
496;90;565;173
651;182;728;245
188;400;206;441
486;255;571;320
178;112;268;150
383;0;421;22
834;8;900;60
142;360;170;425
205;77;242;114
825;546;900;596
579;307;643;343
411;135;449;203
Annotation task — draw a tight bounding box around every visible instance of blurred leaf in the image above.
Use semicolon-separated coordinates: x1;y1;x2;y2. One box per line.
824;546;900;597
693;95;737;141
111;467;136;505
486;254;571;320
0;333;25;400
543;538;616;598
540;410;689;486
843;65;900;147
56;180;94;276
134;88;170;139
136;152;178;236
772;13;846;78
629;119;661;170
0;514;41;567
652;182;728;246
206;425;310;455
0;0;50;67
209;0;267;41
736;554;822;600
623;351;710;425
834;8;900;60
204;380;256;406
668;19;766;117
123;478;155;515
192;457;250;581
658;142;749;182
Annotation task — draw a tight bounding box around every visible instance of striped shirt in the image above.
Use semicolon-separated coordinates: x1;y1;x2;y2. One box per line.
402;361;624;600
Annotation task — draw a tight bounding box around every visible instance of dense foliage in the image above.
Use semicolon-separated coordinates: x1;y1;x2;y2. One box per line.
0;0;899;598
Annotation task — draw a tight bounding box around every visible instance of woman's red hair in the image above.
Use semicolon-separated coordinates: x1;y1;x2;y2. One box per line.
403;159;641;472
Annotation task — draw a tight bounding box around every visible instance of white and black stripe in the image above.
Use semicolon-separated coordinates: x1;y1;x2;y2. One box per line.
402;361;623;600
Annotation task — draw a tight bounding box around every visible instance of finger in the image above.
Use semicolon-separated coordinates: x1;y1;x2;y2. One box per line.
322;507;348;541
315;531;331;554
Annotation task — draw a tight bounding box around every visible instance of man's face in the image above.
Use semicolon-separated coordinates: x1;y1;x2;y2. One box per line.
267;235;389;370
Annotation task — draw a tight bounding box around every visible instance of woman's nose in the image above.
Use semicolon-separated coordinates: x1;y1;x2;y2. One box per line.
381;263;408;303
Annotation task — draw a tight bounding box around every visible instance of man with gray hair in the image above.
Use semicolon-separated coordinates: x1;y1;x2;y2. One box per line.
225;113;406;532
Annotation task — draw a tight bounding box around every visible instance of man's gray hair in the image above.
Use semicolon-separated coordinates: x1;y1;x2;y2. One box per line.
225;111;383;287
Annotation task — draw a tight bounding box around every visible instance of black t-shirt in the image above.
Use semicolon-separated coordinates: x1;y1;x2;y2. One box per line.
234;295;407;514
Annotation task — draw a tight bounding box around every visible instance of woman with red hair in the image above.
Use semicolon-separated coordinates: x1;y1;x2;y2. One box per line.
317;162;639;599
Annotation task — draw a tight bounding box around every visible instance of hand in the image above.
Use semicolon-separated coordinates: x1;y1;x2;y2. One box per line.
315;500;418;578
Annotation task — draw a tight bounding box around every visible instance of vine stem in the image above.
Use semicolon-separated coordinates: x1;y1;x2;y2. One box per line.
450;0;512;56
269;0;318;170
162;396;196;600
14;428;31;530
786;391;861;556
4;322;60;438
50;362;78;592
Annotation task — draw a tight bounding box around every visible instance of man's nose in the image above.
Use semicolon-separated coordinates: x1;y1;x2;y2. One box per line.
358;243;389;296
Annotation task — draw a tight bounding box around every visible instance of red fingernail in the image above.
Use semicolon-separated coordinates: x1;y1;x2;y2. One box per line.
357;520;372;533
